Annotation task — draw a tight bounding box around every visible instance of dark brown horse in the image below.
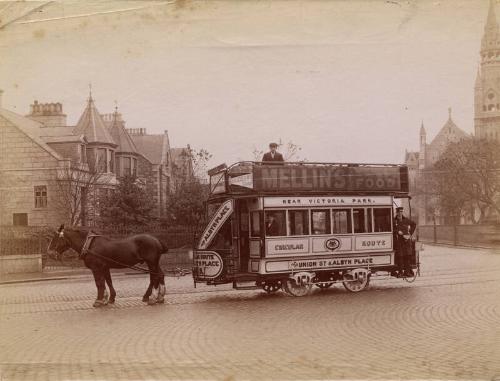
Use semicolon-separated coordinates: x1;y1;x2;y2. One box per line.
49;225;168;307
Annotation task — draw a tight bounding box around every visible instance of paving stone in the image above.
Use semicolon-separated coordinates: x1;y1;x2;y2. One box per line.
0;245;499;380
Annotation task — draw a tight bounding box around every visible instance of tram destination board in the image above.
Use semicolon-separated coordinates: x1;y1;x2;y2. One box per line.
252;165;407;193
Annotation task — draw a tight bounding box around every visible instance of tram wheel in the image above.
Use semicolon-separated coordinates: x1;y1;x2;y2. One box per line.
262;282;281;293
283;279;312;297
342;270;370;293
315;282;333;289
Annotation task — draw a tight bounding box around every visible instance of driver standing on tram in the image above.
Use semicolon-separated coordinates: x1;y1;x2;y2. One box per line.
393;206;416;277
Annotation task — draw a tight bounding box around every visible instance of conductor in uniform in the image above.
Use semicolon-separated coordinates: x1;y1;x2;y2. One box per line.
262;142;284;163
393;206;417;277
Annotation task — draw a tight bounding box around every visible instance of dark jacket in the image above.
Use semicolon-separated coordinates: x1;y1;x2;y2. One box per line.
262;151;284;163
393;215;416;238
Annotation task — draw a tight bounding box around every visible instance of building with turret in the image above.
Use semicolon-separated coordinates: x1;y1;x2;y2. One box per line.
0;90;192;227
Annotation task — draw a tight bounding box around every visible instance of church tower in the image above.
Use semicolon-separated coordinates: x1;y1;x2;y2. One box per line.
475;0;500;140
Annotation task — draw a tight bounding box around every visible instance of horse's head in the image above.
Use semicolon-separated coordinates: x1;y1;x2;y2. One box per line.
49;224;72;256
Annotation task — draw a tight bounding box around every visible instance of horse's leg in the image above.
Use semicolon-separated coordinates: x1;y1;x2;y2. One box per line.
142;272;154;303
147;262;161;306
104;268;116;304
92;269;107;308
157;268;166;304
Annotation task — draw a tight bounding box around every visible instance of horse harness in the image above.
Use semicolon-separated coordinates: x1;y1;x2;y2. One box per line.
79;232;101;259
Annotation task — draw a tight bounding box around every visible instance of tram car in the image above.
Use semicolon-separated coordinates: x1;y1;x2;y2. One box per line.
193;162;421;296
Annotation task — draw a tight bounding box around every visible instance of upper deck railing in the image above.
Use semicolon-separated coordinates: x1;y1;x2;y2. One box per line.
208;161;409;199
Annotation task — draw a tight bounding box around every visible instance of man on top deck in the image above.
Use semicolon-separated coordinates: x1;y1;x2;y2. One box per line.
261;142;284;164
393;206;417;277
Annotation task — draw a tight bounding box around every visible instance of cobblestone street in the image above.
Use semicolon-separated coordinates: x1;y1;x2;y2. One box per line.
1;245;500;380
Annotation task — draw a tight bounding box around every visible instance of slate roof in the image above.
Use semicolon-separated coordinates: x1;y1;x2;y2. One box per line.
0;107;63;160
73;96;116;146
108;111;138;154
130;133;170;164
38;126;85;143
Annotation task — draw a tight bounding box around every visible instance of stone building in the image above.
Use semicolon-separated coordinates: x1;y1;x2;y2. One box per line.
0;91;191;227
405;110;469;225
475;0;500;141
126;128;175;218
405;1;500;226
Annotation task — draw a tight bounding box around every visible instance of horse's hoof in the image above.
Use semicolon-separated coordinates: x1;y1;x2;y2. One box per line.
93;300;105;308
108;299;115;304
142;296;149;303
147;299;157;306
157;298;165;304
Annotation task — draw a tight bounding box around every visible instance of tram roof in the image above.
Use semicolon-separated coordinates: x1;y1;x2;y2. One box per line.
207;161;409;200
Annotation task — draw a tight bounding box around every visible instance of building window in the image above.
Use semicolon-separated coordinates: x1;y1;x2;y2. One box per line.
97;148;107;172
133;158;138;176
34;186;47;208
123;157;131;176
13;213;28;226
109;151;115;173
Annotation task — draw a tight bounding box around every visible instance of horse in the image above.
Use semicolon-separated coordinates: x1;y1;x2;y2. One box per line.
49;224;168;307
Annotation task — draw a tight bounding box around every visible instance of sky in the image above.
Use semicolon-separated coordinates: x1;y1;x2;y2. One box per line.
0;0;490;168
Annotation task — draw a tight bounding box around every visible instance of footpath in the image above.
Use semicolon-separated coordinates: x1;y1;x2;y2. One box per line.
0;266;192;285
0;267;111;285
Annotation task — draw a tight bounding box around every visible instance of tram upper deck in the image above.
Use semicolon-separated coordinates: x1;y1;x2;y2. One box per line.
208;161;409;200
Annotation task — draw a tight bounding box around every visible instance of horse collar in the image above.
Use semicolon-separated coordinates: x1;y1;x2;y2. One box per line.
80;232;101;259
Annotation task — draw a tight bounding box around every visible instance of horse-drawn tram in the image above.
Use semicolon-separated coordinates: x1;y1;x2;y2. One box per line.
193;162;420;296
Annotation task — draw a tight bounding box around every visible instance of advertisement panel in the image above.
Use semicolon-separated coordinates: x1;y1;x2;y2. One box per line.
194;251;223;279
198;200;233;250
254;165;405;192
355;234;393;251
266;238;310;256
263;196;392;208
264;254;392;273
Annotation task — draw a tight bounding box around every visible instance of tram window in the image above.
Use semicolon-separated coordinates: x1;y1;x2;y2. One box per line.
265;211;286;236
311;210;331;235
373;208;391;232
353;208;373;233
332;209;352;234
250;211;261;237
288;210;310;236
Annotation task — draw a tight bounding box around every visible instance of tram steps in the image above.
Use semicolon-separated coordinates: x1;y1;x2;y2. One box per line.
233;280;259;290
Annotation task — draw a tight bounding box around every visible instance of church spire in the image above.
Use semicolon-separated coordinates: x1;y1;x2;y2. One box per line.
482;0;499;51
475;67;482;88
420;120;426;135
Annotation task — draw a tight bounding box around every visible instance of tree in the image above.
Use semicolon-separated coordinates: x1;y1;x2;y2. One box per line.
165;178;208;237
52;161;110;226
99;175;156;226
252;139;306;161
172;146;212;185
430;138;500;224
